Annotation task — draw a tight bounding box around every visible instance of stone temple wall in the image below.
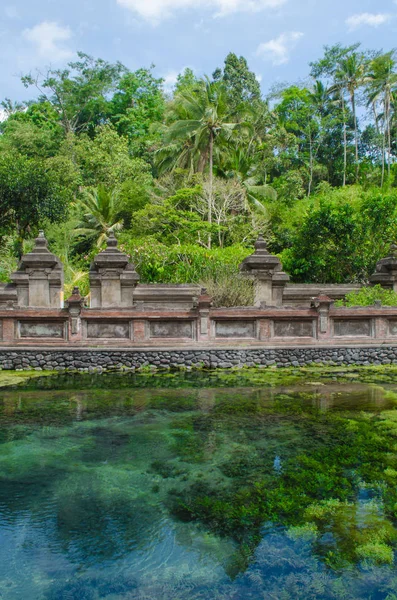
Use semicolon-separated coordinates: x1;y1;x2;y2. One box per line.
1;346;397;372
1;232;397;361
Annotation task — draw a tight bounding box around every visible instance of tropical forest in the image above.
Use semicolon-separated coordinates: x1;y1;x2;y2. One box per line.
1;43;397;304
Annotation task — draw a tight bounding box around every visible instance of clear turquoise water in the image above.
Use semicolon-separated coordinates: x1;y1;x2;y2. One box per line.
2;371;397;599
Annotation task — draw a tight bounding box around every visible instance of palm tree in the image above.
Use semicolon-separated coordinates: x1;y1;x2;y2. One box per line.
218;146;277;212
366;52;397;185
306;80;333;195
75;185;123;247
154;137;196;176
162;77;242;247
333;52;365;182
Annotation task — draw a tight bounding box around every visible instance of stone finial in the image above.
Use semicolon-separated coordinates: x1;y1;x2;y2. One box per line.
65;286;85;336
10;230;63;308
312;292;332;334
92;231;136;270
370;243;397;291
198;288;213;309
89;232;140;308
311;292;333;309
66;286;85;306
19;230;60;269
240;235;280;273
240;235;289;307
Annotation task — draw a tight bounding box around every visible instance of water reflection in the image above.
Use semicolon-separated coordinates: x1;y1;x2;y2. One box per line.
0;374;397;598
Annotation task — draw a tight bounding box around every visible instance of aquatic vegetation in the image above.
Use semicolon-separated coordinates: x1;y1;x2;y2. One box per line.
0;370;56;388
356;542;394;565
2;372;397;597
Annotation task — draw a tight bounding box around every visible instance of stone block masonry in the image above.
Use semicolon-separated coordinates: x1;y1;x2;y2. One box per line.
2;232;397;354
0;345;397;372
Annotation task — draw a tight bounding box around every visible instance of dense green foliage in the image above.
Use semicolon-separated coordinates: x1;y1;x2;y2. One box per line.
335;284;397;307
2;46;397;299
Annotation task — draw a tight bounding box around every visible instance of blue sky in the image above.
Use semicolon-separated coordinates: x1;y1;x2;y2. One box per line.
1;0;397;103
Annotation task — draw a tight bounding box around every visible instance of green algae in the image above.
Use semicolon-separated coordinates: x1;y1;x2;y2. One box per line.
0;370;56;388
3;372;397;598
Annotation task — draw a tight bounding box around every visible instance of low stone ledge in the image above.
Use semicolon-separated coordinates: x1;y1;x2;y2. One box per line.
0;345;396;372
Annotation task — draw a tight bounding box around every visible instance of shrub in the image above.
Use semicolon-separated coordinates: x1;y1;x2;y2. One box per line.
118;235;251;285
335;284;397;307
201;274;254;307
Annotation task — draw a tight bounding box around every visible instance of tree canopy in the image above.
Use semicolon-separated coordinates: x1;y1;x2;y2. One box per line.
2;44;397;299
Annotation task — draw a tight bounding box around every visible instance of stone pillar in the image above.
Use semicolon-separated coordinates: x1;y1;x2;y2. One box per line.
312;293;333;338
89;233;139;308
65;287;85;340
254;272;273;306
240;236;290;307
370;244;397;292
198;289;212;341
10;231;64;308
272;270;290;306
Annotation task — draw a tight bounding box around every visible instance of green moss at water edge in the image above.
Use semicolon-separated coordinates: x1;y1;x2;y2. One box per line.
14;363;397;392
0;370;56;388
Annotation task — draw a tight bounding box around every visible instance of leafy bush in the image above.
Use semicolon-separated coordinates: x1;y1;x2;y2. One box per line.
118;236;251;284
335;284;397;307
280;187;397;283
201;274;254;307
0;236;17;282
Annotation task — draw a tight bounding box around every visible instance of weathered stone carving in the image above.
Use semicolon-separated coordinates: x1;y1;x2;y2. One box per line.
240;235;289;307
10;231;63;308
198;288;212;338
0;284;18;309
312;292;333;334
65;286;85;335
89;232;139;308
370;243;397;291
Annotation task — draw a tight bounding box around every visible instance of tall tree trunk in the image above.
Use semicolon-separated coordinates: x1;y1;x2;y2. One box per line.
373;102;379;134
351;91;359;183
208;130;213;249
308;129;313;196
341;93;347;187
381;120;386;187
386;89;391;179
14;221;24;260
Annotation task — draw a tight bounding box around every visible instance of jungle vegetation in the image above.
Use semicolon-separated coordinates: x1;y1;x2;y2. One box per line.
2;45;397;302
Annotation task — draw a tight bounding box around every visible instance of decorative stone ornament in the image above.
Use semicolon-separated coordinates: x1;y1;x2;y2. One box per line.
10;230;64;308
89;232;140;308
240;235;289;307
370;243;397;292
312;292;333;334
198;288;213;338
65;286;85;335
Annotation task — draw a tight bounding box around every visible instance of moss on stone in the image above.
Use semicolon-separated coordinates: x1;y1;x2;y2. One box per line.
0;370;56;388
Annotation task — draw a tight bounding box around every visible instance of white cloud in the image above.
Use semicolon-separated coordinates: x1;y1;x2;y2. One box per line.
116;0;287;24
162;70;180;90
346;13;391;30
22;21;73;61
0;109;7;123
256;31;303;65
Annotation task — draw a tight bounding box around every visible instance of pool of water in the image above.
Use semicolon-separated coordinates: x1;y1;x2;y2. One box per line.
2;369;397;599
